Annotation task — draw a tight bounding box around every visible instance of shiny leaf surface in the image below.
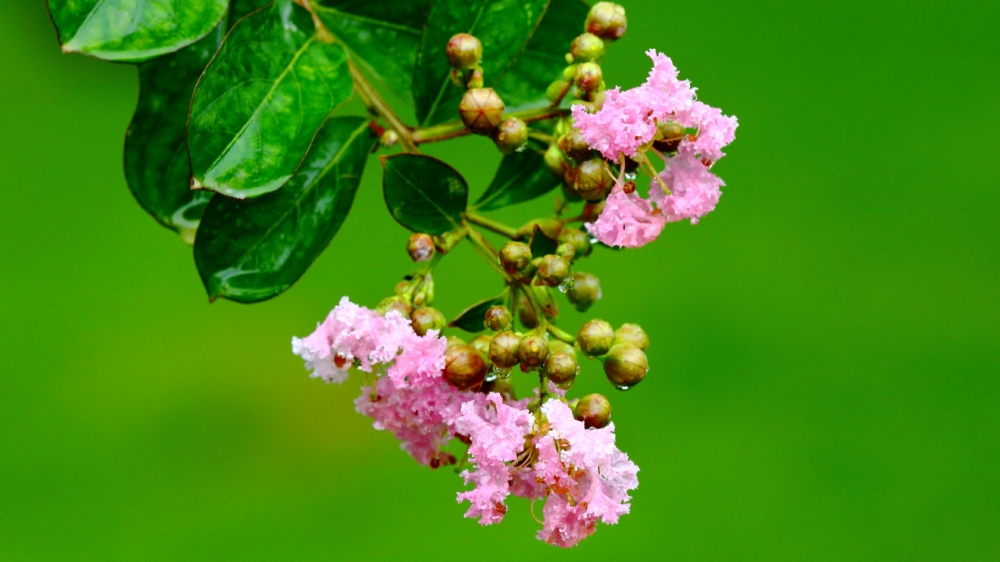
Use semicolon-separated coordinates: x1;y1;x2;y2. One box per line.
528;224;558;256
381;154;467;235
194;117;376;303
473;148;559;211
47;0;228;62
449;292;508;333
188;0;353;199
412;0;549;127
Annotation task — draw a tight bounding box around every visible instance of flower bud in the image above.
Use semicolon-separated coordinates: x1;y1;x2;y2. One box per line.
574;62;603;94
558;227;592;259
582;199;605;222
557;128;592;161
569;157;612;202
543;351;579;385
546;79;569;103
517;218;563;241
407;233;435;262
443;344;487;390
573;393;612;428
653;120;685;153
570;33;605;62
567;272;601;312
577;319;615;356
481;376;517;401
614;323;649;351
548;338;576;356
537;254;571;287
517;293;538;328
380;130;399;148
499;241;532;274
410;307;446;336
585;2;627;41
446;33;482;70
492;117;528;154
376;295;412;318
470;334;492;358
544;143;566;178
465;66;484;89
603;343;647;389
484;305;513;331
516;333;549;368
489;330;521;368
556;243;576;262
459;88;505;134
446;335;467;348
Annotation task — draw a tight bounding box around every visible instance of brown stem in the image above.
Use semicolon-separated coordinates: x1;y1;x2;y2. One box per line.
348;61;418;153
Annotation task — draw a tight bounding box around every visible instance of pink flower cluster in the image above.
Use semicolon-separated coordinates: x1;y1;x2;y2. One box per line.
571;50;738;247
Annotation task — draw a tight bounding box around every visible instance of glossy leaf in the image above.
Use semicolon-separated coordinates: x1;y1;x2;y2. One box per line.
449;292;508;333
381;154;468;235
528;224;559;257
313;0;431;102
228;0;271;27
47;0;228;63
412;0;549;127
194;117;376;303
496;0;589;111
188;0;353;199
473;149;559;211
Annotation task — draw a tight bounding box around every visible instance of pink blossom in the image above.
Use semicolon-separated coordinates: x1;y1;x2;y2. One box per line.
585;184;666;248
651;150;725;224
538;494;597;547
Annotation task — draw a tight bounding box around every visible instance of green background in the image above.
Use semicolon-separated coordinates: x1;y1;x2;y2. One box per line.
1;0;997;559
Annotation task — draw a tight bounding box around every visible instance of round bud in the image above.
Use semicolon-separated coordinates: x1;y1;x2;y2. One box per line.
380;130;399;148
567;272;601;312
516;333;550;369
465;67;484;89
558;128;592;161
556;242;576;262
470;334;492;357
574;62;603;94
569;158;612;202
548;338;576;356
562;181;584;202
407;233;436;262
517;218;563;241
489;330;521;368
443;344;487;390
410;307;446;336
585;2;627;41
546;79;569;103
558;227;592;259
544;143;566;178
376;295;412;318
573;393;612;428
492;117;528;154
614;323;649;351
577;319;615;356
484;305;513;331
517;293;539;329
603;343;647;389
654;120;685;153
537;254;571;287
480;376;517;401
499;241;532;274
459;88;505;134
543;351;579;385
570;33;605;62
445;335;467;348
446;33;482;70
582;199;605;223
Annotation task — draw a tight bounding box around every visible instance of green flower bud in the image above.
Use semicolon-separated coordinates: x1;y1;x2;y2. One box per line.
603;343;647;389
558;227;592;259
585;2;627;41
499;241;532;275
410;307;446;336
546;79;570;103
407;233;435;262
577;319;615;356
446;33;482;70
561;181;584;202
484;305;513;332
570;33;605;62
574;62;603;94
445;335;467;348
582;199;605;223
573;393;612;428
489;330;521;368
517;218;563;241
567;272;602;312
465;66;484;89
380;130;399;148
653;120;685;153
569;157;612;202
537;254;571;287
376;295;412;318
562;64;578;80
557;128;592;161
480;376;517;401
544;143;567;178
556;243;576;262
470;334;493;358
443;344;487;390
614;323;649;351
543;351;579;385
492;117;528;154
517;293;539;329
516;333;550;368
459;88;505;135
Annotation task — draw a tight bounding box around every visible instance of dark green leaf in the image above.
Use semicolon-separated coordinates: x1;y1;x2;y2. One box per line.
313;0;431;102
381;154;468;235
194;117;376;303
412;0;549;127
449;292;508;333
496;0;589;111
229;0;271;27
124;23;224;241
188;0;353;199
528;224;558;256
47;0;228;63
473;149;559;211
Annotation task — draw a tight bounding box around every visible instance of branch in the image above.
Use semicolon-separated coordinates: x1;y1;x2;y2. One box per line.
348;61;418;153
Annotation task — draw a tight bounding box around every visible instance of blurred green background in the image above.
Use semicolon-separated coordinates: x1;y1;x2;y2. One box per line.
2;0;998;559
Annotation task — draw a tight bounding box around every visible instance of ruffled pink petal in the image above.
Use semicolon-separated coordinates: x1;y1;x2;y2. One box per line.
585;185;666;248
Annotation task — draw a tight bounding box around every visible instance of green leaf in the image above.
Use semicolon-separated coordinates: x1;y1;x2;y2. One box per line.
229;0;271;27
124;23;224;241
188;0;353;199
381;154;468;235
412;0;550;127
47;0;228;63
449;292;508;333
496;0;589;111
194;117;376;303
528;224;558;256
312;0;431;102
473;149;559;211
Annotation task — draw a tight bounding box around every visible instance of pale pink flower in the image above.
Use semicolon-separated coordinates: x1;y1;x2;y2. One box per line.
585;184;666;248
651;150;725;224
537;494;597;547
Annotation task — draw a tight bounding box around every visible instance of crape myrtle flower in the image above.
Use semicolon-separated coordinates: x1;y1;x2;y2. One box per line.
585;183;666;248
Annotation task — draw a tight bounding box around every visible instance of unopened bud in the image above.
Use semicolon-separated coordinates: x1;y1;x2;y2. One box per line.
558;128;592;161
380;130;399;148
499;241;532;274
558;227;592;259
516;333;550;368
446;33;482;70
569;157;612;202
459;88;505;134
544;143;566;178
517;293;538;328
517;218;563;241
446;335;467;348
574;62;603;94
556;243;576;261
546;79;569;103
603;343;647;389
582;199;605;222
573;393;612;428
489;330;521;368
481;376;517;401
465;66;484;89
407;233;435;262
577;319;615;356
567;272;601;312
548;339;576;356
654;120;685;153
410;307;446;336
537;254;571;287
614;323;649;351
570;33;605;62
443;344;487;390
376;295;412;318
470;334;492;357
484;305;513;331
492;117;528;154
543;351;579;385
585;2;627;41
